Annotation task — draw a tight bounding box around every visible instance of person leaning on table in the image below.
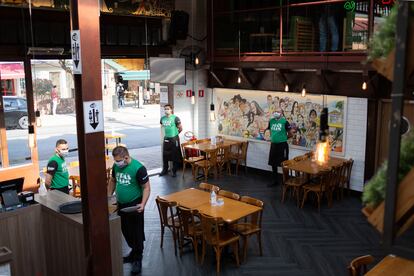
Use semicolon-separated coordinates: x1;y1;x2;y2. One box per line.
159;104;183;177
44;139;70;194
266;107;293;187
107;146;151;275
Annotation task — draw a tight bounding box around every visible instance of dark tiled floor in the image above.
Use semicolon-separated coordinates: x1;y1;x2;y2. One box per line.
123;168;387;276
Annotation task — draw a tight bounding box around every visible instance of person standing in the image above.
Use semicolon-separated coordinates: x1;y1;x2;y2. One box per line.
51;85;58;115
45;139;70;194
159;104;182;177
266;108;292;186
108;146;151;275
116;82;125;108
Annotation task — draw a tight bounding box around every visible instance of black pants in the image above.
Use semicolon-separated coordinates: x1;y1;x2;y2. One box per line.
51;186;69;194
268;142;289;184
118;197;145;261
162;136;182;173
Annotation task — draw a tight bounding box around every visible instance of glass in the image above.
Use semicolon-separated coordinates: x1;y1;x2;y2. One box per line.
0;61;31;167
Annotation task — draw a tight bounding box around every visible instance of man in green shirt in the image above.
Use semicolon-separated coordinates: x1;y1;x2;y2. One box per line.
159;104;183;177
266;108;293;186
108;146;151;275
45;139;70;194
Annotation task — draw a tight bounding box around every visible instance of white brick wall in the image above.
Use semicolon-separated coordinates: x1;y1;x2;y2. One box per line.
202;88;368;192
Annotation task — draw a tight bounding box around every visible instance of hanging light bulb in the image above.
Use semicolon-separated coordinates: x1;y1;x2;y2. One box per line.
210;104;216;121
35;110;42;127
301;85;307;97
191;90;195;105
28;125;36;148
195;56;199;65
284;83;289;92
362;81;367;90
237;75;241;84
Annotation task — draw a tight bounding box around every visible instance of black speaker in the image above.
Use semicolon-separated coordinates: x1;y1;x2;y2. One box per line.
169;10;189;43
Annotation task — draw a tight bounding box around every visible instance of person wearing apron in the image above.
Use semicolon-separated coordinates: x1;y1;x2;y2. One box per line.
160;104;183;177
267;108;292;186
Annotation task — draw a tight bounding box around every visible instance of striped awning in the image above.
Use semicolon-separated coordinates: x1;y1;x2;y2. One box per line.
119;70;150;81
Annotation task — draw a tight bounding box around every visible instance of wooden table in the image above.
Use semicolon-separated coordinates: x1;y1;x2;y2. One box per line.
104;132;126;154
160;188;262;223
286;157;347;175
184;139;242;153
68;159;114;177
365;255;414;275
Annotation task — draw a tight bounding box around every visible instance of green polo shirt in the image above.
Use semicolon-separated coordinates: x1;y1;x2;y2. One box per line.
112;159;148;204
46;154;69;189
160;114;180;138
269;117;290;144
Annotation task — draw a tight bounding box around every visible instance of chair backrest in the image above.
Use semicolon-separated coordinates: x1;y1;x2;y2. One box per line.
240;196;264;227
240;141;249;159
218;189;240;200
281;159;296;183
155;196;178;227
69;161;79;167
200;213;222;245
293;155;306;162
196;138;211;144
206;148;219;166
346;159;354;181
198;182;220;192
348;255;374;276
180;140;196;159
177;205;199;237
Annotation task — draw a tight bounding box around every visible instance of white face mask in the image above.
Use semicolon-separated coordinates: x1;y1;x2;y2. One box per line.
115;160;127;168
59;149;69;158
165;109;172;115
273;112;281;118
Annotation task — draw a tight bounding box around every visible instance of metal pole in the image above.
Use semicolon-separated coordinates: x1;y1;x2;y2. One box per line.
383;1;410;249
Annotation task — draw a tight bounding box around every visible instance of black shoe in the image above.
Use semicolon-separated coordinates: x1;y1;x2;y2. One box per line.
159;170;168;176
131;259;142;274
172;172;177;177
123;252;135;264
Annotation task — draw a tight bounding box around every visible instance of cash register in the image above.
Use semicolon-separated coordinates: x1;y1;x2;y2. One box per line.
0;178;25;211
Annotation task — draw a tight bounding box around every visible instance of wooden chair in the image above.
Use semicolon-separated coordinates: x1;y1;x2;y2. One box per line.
281;160;308;206
196;138;211;144
69;161;79;167
218;189;240;201
343;159;354;195
155;196;181;256
200;213;240;273
348;255;374;276
217;146;231;176
177;206;203;263
69;175;81;198
198;182;220;192
194;149;219;182
181;140;205;179
335;163;348;200
230;196;263;262
301;169;334;211
229;141;249;175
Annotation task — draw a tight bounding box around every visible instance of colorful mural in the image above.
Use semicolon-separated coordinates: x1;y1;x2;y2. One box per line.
215;89;346;154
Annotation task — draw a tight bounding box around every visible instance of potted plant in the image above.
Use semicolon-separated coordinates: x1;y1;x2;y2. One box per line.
368;2;414;81
362;130;414;234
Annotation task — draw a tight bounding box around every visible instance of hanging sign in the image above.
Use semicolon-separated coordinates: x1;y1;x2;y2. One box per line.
71;30;82;74
83;101;104;133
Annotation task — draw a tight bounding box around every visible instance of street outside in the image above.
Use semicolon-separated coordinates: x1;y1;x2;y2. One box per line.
6;103;162;171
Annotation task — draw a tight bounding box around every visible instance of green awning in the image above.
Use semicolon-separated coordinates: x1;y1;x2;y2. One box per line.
119;70;150;80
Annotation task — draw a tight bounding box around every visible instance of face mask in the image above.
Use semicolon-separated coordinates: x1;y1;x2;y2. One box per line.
115;160;127;168
165;109;172;115
58;149;69;158
273;112;281;118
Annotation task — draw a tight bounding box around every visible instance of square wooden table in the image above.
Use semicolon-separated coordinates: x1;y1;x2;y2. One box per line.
184;139;242;153
286;157;347;175
159;188;262;223
365;254;414;275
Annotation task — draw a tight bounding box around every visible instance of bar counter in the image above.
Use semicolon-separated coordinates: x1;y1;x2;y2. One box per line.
0;190;122;276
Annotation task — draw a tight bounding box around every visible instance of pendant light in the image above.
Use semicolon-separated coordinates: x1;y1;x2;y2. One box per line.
195;56;199;65
362;81;367;90
210;90;216;121
237;75;241;84
191;90;195;105
301;84;307;97
237;29;242;84
284;83;289;92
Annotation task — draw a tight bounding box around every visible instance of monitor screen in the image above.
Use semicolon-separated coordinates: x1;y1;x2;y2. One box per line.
0;178;24;195
150;57;186;85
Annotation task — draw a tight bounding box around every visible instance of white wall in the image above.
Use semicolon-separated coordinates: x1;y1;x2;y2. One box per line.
202;89;368;192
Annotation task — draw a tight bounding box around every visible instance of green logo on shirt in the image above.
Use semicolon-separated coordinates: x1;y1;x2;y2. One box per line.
116;172;132;186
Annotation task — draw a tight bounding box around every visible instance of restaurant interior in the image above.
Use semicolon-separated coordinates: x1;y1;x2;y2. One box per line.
1;0;414;275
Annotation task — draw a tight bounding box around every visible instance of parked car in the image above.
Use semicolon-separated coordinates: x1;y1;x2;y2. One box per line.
2;96;29;129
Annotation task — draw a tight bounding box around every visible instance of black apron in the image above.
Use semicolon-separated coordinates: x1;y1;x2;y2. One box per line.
268;141;289;167
163;136;182;163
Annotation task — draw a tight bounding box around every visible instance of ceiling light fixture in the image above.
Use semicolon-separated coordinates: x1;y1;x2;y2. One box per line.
285;83;289;92
301;84;307;97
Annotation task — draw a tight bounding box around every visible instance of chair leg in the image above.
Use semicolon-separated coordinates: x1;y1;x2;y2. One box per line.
257;232;263;256
316;192;321;212
301;190;309;208
235;159;240;175
182;162;186;178
281;185;287;203
242;236;248;263
160;226;165;248
193;238;199;264
234;241;240;267
171;228;178;256
201;239;206;265
215;246;222;273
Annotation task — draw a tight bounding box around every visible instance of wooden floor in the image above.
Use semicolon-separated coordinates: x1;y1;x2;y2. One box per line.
123;168;389;276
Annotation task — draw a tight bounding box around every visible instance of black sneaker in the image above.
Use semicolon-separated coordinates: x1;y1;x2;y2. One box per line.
159;170;168;176
131;259;142;274
123;252;135;264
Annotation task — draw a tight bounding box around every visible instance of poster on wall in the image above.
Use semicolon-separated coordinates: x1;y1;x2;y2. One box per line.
214;88;347;154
